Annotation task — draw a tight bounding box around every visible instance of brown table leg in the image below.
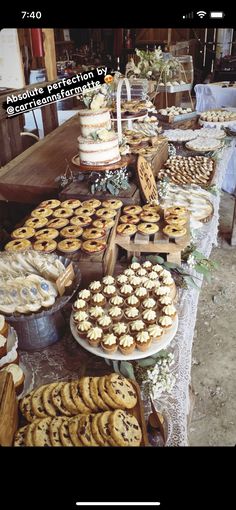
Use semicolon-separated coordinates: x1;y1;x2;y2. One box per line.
231;196;236;246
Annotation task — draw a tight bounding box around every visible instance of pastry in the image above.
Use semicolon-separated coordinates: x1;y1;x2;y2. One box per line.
102;275;115;285
39;199;61;209
142;297;156;310
33;239;57;253
135;287;148;301
95;208;117;219
140;212;160;223
152;264;163;273
118;334;136;355
82;199;101;209
147;324;163;341
75;206;95;216
101;333;118;353
82;239;106;254
142;309;157;325
60;199;81;209
97;314;112;332
73;311;89;323
31;207;53;218
102;199;123;209
142;261;153;270
77;289;91;301
109;410;142;446
60;226;83;238
124;307;140;320
130;262;141;271
73;298;87;312
57;238;81;253
159;295;173;307
119;284;133;297
91;292;106;306
120;214;140;225
154;285;171;297
0;315;9;337
148;271;159;280
112;322;129;337
165;215;187;226
103;285;116;298
116;274;128;286
89;280;102;293
159;315;173;328
89;306;104;320
5;239;32;251
138;223;159;235
116;223;137;236
11;226;35;240
163;225;187;238
47;218;69;229
34;228;59;240
162;304;177;317
82;227;106;240
143;279;156;291
77;320;92;338
110;295;124;307
24;217;48;229
108;306;123;322
142;204;160;213
136;330;152;351
107;374;137;409
123;205;142;215
53;207;74;219
92;218;115;230
125;295;139;307
70;215;92;227
130;319;145;333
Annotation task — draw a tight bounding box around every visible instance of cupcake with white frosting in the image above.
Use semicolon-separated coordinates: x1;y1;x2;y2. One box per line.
143;280;156;291
162;304;177;318
86;326;103;346
101;333;118;353
89;280;103;293
142;309;157;325
97;314;112;332
152;264;164;273
124;307;140;321
109;295;124;307
89;306;104;321
154;286;171;297
137;268;147;277
147;323;163;342
112;322;129;337
78;289;91;302
119;334;136;355
129;276;142;288
130;262;141;271
73;298;87;312
135;286;148;301
142;261;153;271
142;298;157;310
91;292;106;307
125;295;140;307
159;295;173;307
148;271;159;280
102;275;115;285
77;320;92;338
108;306;123;322
124;268;135;278
159;315;173;329
136;330;152;352
119;284;133;298
116;274;128;286
130;320;145;333
103;284;116;298
73;310;88;323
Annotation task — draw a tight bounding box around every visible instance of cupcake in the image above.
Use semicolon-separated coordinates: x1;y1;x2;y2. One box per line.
140;276;149;285
129;276;142;288
162;304;177;318
142;298;157;310
91;292;106;307
124;307;140;321
136;331;152;352
130;262;141;271
97;314;112;332
112;322;129;337
135;287;148;301
108;306;123;322
89;306;104;321
137;268;147;277
103;285;116;298
101;333;118;354
130;320;145;333
73;298;87;312
102;275;115;285
152;264;163;273
77;320;92;338
159;296;173;307
89;280;103;293
147;324;163;342
77;289;91;302
119;284;133;298
0;315;8;337
143;280;156;291
125;295;140;307
73;310;89;323
86;327;103;346
109;295;124;307
142;309;157;325
162;274;175;287
124;268;135;277
116;274;128;286
119;334;136;355
0;334;7;359
152;279;161;289
159;315;173;329
142;261;153;271
2;364;25;395
160;269;171;278
154;286;171;297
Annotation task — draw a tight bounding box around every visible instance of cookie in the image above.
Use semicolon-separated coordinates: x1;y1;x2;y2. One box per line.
51;382;71;416
90;377;109;411
79;377;99;412
70;381;91;413
68;415;84;446
107;374;137;409
25;419;41;446
77;414;99;446
49;416;66;446
61;382;79;415
19;392;36;422
59;420;74;446
91;413;109;446
14;425;28;447
98;376;120;409
31;384;49;419
109;409;142;446
42;383;58;417
33;417;52;446
97;411;117;446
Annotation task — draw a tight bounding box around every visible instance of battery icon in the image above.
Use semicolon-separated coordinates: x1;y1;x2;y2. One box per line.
210;11;224;18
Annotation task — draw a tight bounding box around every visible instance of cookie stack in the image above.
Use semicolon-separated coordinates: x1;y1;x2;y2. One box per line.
72;261;177;355
5;198;122;256
158;155;214;186
14;374;142;446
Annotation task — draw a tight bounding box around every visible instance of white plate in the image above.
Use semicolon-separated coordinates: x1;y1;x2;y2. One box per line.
70;314;178;361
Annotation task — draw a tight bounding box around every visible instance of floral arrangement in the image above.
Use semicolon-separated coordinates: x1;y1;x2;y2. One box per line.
126;48;164;80
81;83;111;110
90;167;130;195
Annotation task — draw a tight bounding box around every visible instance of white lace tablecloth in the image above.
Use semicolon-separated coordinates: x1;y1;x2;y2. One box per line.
19;140;235;446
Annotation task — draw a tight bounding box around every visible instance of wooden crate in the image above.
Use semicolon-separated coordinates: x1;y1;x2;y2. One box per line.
151;139;168;178
59;180;141;206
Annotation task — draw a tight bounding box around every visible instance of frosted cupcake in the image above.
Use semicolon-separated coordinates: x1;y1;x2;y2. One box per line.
89;306;104;321
109;295;124;307
142;261;153;271
103;285;116;298
137;268;147;277
161;274;175;288
124;307;140;321
86;326;103;346
148;271;159;280
154;286;171;297
125;295;140;307
143;280;156;292
73;298;87;312
159;295;173;307
112;322;129;337
108;306;123;322
119;334;136;355
101;333;118;354
136;331;152;352
124;268;135;278
162;304;177;318
77;320;92;338
119;284;133;298
89;280;103;293
152;264;164;273
160;269;171;279
97;314;112;332
147;323;163;342
130;320;145;334
102;275;115;285
129;276;142;288
72;310;88;324
116;274;128;286
142;309;157;325
159;315;173;329
130;262;141;271
135;287;148;301
91;292;106;307
142;297;157;310
77;289;91;302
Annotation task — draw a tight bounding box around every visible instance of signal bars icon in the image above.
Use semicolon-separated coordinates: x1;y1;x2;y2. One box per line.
182;12;194;19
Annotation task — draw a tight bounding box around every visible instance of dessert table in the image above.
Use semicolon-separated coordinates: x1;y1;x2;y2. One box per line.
195;82;236;112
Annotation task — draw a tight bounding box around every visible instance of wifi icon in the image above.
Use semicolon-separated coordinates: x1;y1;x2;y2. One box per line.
197;10;207;18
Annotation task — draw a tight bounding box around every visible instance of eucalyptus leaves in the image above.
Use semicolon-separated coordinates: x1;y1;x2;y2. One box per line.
90;168;130;196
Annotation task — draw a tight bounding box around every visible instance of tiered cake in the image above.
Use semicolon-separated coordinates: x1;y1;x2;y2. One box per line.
77;108;120;166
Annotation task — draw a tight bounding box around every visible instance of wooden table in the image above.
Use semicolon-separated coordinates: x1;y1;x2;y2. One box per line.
0;115;79;204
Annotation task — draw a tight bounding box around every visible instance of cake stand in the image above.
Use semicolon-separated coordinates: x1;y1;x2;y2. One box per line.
71;154;130;172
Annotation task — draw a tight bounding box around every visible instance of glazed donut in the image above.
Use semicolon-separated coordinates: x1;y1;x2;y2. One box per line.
140;212;160;223
33;239;57;253
165;206;187;218
123;205;142;215
60;199;81;209
31;207;53;218
95;208;117;219
25;217;48;229
70;215;92;227
82;228;106;240
39;199;61;209
137;223;159;235
165;215;187;226
11;227;35;240
163;225;187;238
82;199;101;209
34;228;59;240
92;218;115;230
60;225;83;238
120;214;140;225
74;206;95;217
53;207;74;219
57;238;82;253
47;218;69;229
117;223;137;236
102;199;123;210
82;239;106;254
5;239;32;251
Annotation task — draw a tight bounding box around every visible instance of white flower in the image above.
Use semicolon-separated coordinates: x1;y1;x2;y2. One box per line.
187;254;196;268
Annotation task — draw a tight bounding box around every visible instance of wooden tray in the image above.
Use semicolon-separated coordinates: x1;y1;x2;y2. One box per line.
59;180;141;207
0;371;18;446
157;111;198;124
158;158;216;188
71;155;130;172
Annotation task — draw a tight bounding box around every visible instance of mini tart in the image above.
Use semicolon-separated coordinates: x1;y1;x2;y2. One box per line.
123;205;142;215
102;275;115;285
116;274;128;286
148;271;159;280
118;334;136;355
73;310;88;323
142;204;160;213
70;215;92;227
102;199;123;210
103;285;116;298
136;331;152;352
109;295;124;307
74;206;95;217
123;269;135;277
112;322;129;337
125;295;140;307
60;199;81;209
159;315;173;328
91;292;106;307
119;284;133;297
142;309;157;325
82;199;102;209
165;206;187;218
11;226;35;240
152;264;163;273
130;262;141;271
82;227;106;240
117;223;137;236
142;261;153;270
82;239;106;254
140;212;160;223
31;207;53;218
165;214;187;226
57;238;81;253
120;214;140;225
124;307;140;321
130;320;145;333
25;217;48;229
138;223;159;235
129;276;142;288
86;326;103;346
162;275;174;287
143;280;156;291
101;333;118;353
135;287;148;301
108;306;123;322
89;306;104;320
95;208;117;219
60;226;83;238
89;280;103;293
34;228;59;240
97;314;112;332
147;323;164;342
93;218;115;230
47;218;69;229
39;199;61;209
159;295;173;307
154;285;171;297
163;225;187;238
137;268;147;277
142;298;157;310
53;207;74;219
73;298;87;312
78;289;91;301
5;239;32;251
77;320;92;338
162;304;177;317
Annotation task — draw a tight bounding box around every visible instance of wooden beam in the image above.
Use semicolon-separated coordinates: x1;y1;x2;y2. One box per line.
42;29;57;81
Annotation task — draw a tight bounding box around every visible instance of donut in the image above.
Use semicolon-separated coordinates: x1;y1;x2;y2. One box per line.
39;199;61;209
74;206;95;217
11;227;35;240
31;207;53;218
82;228;106;240
60;199;81;209
70;215;92;227
116;223;137;236
57;238;82;253
165;206;187;218
60;226;83;238
163;225;187;238
102;199;123;210
140;212;160;223
82;199;101;209
53;207;74;219
34;228;59;240
92;219;115;230
33;239;57;253
123;205;142;215
137;223;159;235
47;218;69;229
120;214;140;225
25;217;48;229
165;215;187;226
95;208;117;219
5;239;32;251
82;239;106;254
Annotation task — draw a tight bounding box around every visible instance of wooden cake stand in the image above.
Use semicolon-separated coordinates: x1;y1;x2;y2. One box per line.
71;155;131;172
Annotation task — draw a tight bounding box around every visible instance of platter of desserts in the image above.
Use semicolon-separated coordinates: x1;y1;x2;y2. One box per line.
185;137;223;152
199;109;236;127
159;183;214;225
157;155;215;186
111;99;148;120
158;106;197;123
163;127;226;143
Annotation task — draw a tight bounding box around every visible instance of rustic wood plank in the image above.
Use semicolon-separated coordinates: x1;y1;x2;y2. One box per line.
41;102;59;135
0;372;18;446
42;29;57;81
134;232;149;245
